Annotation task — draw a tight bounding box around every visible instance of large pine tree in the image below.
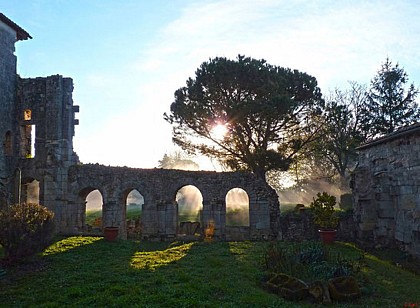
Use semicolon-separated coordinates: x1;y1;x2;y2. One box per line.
362;58;419;137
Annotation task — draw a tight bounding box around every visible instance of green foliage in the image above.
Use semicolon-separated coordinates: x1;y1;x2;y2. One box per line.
164;55;324;181
157;151;199;170
0;203;55;264
362;57;420;137
309;82;367;180
263;241;365;284
310;192;339;230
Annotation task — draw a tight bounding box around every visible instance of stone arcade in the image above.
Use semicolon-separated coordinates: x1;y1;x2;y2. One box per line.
0;13;281;241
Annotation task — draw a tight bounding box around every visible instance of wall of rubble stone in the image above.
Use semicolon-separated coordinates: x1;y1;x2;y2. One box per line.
0;25;18;182
0;14;282;242
65;164;281;241
352;127;420;257
281;209;356;242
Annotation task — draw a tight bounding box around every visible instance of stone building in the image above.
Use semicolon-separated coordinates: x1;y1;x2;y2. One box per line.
0;13;281;241
352;124;420;257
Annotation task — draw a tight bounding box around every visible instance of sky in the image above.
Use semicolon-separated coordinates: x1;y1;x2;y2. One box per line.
2;0;420;170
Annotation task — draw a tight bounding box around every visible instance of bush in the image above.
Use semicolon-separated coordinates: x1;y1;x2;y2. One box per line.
310;192;339;230
0;203;55;264
263;241;366;283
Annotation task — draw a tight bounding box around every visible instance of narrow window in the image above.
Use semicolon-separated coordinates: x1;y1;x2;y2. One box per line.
30;125;36;157
21;125;35;158
24;109;32;120
4;131;12;155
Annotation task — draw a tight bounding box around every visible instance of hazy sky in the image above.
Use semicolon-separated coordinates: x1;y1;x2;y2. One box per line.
2;0;420;169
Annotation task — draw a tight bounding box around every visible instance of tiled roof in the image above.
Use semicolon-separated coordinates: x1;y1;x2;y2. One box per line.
0;12;32;41
357;122;420;150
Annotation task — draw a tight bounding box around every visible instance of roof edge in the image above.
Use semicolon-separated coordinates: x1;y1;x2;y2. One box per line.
0;12;32;41
357;123;420;150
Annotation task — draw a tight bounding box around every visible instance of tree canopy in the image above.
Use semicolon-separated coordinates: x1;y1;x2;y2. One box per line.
164;55;324;181
157;151;199;171
362;58;420;137
309;82;367;181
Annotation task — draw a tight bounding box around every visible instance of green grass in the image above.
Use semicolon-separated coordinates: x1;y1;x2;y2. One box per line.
86;207;142;226
0;238;419;307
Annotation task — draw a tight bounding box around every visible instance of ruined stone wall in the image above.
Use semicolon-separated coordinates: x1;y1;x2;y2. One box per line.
0;14;281;243
65;164;281;241
0;24;18;182
15;75;79;221
352;130;420;257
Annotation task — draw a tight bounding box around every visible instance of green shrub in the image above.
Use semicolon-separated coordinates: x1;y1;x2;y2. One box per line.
310;192;339;230
263;241;365;283
0;203;55;264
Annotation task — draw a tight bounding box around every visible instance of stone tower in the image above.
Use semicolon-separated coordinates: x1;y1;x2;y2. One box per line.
0;13;31;203
0;13;79;215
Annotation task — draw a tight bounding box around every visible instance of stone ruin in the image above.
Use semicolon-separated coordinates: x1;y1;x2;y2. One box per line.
0;13;281;241
2;13;420;256
351;124;420;257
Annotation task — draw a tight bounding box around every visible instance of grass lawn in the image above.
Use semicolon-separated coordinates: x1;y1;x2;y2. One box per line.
0;237;419;307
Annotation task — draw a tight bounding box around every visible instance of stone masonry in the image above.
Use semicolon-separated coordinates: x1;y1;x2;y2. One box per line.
0;13;281;241
352;124;420;257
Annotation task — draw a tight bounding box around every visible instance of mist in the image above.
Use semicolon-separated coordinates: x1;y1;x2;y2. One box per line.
176;185;203;221
127;189;144;205
86;189;102;211
226;188;249;226
277;179;349;206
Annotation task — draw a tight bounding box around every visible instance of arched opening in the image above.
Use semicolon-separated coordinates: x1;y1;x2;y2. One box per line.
226;188;249;226
4;131;12;156
125;189;144;239
84;189;103;233
176;185;203;236
21;178;40;205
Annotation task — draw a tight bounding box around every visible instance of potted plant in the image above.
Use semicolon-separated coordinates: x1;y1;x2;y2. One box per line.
310;192;339;244
103;226;119;241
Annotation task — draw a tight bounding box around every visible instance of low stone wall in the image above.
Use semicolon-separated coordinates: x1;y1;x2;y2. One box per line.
280;209;356;242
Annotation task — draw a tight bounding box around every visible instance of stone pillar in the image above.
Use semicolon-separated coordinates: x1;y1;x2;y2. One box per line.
165;201;177;238
250;199;270;239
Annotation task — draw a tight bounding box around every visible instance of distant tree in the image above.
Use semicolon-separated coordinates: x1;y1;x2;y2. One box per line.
164;55;324;182
157;151;199;170
310;82;367;182
362;58;420;137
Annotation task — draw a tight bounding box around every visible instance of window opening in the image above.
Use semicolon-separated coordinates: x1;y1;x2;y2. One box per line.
4;131;12;155
24;109;32;120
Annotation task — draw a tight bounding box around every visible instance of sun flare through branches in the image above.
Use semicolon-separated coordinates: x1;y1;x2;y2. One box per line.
211;123;228;140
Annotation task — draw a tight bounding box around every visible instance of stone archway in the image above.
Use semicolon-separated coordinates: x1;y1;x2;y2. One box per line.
78;187;103;233
123;189;144;239
176;185;203;237
226;187;249;227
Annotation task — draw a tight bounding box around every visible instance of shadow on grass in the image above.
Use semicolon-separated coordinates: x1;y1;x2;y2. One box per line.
4;237;419;307
0;237;294;307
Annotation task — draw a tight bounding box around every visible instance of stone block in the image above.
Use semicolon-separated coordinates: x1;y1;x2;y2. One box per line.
377;207;395;219
399;194;416;209
358;222;376;231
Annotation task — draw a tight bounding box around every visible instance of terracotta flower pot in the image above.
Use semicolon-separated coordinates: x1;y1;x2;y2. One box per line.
104;226;119;241
318;229;337;244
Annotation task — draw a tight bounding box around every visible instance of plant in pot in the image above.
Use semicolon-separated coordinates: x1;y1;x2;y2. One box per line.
310;192;339;244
